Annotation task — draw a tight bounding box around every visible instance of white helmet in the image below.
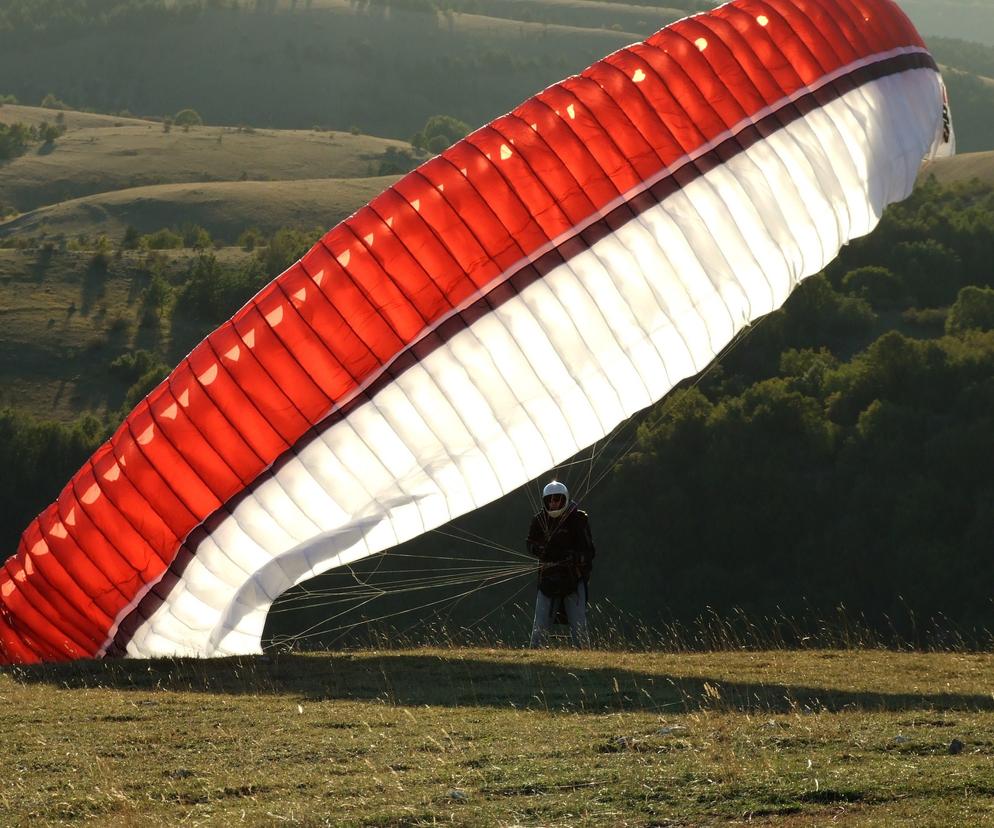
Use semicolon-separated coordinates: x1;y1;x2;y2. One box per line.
542;480;569;518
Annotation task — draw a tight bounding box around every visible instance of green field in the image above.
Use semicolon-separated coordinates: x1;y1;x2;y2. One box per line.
4;647;994;826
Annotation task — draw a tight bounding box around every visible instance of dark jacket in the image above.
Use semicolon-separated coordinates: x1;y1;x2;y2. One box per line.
527;502;595;597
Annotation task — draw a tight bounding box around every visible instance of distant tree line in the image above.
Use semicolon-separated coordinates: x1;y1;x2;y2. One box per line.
0;409;107;555
0;0;230;40
0;0;710;39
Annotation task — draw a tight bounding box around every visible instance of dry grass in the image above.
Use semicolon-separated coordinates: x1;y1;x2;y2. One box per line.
0;109;413;214
0;176;399;244
920;150;994;187
0;103;158;131
3;647;994;826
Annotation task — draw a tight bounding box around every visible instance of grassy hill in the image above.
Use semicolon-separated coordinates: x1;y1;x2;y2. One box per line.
921;149;994;187
3;647;994;825
0;97;418;426
0;103;416;213
0;175;399;243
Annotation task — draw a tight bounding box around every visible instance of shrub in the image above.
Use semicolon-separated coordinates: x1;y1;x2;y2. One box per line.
142;229;183;250
109;349;160;383
40;92;69;110
238;227;263;251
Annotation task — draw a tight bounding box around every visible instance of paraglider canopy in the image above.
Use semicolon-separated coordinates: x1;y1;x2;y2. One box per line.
0;0;953;663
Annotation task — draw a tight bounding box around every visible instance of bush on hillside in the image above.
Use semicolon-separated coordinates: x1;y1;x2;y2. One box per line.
0;122;31;160
142;228;183;249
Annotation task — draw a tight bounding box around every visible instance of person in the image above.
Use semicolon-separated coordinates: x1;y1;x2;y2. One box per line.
526;480;595;647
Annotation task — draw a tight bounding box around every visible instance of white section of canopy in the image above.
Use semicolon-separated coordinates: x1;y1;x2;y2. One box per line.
124;66;949;658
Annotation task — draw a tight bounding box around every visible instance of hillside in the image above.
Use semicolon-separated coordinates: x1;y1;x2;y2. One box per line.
0;175;399;243
0;104;416;214
902;0;994;49
3;648;994;825
0;246;252;421
0;2;639;140
921;149;994;187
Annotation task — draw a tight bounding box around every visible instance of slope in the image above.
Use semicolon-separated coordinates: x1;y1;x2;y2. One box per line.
0;104;416;213
0;175;400;244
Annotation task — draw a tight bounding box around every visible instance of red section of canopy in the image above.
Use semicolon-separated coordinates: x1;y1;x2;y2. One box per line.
0;0;928;662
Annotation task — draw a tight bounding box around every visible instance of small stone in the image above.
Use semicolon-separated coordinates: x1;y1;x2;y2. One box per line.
449;789;468;801
891;734;909;744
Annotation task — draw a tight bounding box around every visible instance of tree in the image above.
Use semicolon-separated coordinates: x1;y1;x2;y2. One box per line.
181;223;213;250
174;108;203;130
411;115;470;154
893;239;963;308
37;120;64;145
946;285;994;334
258;227;320;275
842;265;903;310
238;227;263;251
143;228;183;249
139;271;172;331
0;122;31;161
121;225;141;250
40;92;69;110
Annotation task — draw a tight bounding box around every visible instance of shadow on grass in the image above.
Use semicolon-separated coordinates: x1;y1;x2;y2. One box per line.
5;651;994;714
